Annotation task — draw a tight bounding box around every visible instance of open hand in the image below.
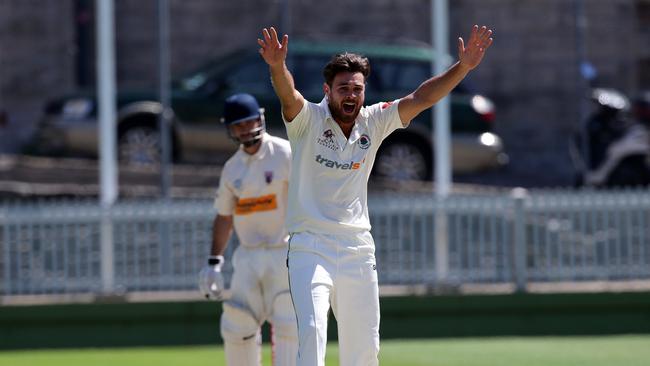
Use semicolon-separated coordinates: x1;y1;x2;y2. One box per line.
458;25;493;70
258;27;288;67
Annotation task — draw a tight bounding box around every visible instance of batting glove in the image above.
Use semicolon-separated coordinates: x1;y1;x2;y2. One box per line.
198;255;225;301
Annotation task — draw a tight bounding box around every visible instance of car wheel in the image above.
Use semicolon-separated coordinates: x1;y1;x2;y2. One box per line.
375;136;432;181
118;125;161;166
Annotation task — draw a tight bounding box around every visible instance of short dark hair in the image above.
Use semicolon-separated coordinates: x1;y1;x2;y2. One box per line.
323;52;370;86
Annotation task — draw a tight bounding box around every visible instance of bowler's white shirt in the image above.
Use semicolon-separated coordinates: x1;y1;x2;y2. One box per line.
284;98;403;235
215;133;291;247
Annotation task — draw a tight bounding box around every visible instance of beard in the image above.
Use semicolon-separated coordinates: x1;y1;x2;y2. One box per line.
328;96;362;125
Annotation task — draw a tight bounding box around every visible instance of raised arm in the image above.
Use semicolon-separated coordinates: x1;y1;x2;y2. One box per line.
398;25;493;126
258;27;305;122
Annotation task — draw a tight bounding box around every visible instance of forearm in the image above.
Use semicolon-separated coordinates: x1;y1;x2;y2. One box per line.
269;63;296;100
210;215;233;256
269;63;303;121
413;61;470;106
399;61;471;124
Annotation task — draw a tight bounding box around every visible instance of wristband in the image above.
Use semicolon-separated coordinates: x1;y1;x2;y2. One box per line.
208;255;224;266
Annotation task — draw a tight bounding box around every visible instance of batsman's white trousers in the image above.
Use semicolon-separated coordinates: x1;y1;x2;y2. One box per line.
288;231;380;366
221;245;298;366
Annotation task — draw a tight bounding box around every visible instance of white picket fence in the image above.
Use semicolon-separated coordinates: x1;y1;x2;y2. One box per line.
1;188;649;301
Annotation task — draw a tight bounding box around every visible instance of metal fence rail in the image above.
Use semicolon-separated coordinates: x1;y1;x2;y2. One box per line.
1;188;650;300
370;189;650;289
0;200;221;296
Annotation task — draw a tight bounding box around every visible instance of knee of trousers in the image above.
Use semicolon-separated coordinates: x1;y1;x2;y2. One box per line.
270;291;298;340
220;301;261;343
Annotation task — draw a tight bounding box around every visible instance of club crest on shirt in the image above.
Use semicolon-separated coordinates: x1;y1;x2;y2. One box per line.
317;129;340;151
264;171;273;184
233;179;242;190
358;134;371;149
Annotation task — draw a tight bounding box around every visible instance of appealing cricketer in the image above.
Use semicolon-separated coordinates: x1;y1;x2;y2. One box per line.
258;25;493;366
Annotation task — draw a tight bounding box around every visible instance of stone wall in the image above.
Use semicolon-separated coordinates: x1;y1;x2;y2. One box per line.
0;0;647;186
0;0;76;151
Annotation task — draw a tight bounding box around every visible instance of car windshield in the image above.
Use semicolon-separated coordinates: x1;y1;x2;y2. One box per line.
174;50;249;92
177;72;208;91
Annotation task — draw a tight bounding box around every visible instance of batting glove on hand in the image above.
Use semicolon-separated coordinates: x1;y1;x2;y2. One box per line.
198;255;225;301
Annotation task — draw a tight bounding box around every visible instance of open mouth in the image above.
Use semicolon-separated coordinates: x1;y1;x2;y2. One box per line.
342;102;356;114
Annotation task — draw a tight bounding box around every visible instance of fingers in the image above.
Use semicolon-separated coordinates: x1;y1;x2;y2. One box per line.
479;29;493;46
281;34;289;50
257;37;266;57
260;27;288;48
478;26;492;46
270;27;279;43
262;27;271;43
469;24;478;43
469;25;493;47
458;37;465;55
484;37;493;50
476;34;492;51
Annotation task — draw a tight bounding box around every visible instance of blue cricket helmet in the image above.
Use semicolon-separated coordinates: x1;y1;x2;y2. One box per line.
221;93;265;147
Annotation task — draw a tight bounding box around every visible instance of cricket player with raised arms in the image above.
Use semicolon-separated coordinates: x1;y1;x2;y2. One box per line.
258;24;493;366
198;93;297;366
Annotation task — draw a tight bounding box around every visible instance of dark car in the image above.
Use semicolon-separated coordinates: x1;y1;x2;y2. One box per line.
29;40;507;180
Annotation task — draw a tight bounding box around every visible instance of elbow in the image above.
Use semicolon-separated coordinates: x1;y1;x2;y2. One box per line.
410;90;434;109
415;91;441;107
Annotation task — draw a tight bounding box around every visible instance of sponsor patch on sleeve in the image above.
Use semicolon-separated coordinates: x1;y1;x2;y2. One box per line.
235;194;278;215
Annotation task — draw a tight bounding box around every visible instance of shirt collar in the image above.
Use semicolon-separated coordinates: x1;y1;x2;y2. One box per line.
319;97;334;122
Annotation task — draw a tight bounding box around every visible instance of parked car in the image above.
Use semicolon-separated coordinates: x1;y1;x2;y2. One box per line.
28;40;508;180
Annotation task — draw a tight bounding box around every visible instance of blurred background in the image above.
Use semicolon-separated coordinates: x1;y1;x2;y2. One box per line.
1;0;650;362
1;0;649;193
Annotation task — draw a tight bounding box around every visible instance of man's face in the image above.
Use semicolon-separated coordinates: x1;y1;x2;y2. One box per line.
324;71;365;125
229;118;263;145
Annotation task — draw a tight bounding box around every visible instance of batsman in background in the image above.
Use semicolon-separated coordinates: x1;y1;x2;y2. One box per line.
198;93;297;366
258;25;493;366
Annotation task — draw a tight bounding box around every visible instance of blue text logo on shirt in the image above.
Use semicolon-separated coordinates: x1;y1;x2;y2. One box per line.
315;154;364;170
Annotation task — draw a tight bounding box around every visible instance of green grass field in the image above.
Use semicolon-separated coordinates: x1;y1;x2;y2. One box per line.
1;335;649;366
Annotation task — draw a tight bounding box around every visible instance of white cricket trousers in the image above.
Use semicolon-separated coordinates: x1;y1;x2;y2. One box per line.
287;231;380;366
221;245;298;366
